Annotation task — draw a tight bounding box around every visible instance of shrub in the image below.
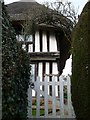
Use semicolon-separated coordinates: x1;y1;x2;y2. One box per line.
71;1;90;119
2;2;30;120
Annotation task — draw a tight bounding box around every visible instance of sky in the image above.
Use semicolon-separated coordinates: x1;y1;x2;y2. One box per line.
4;0;88;15
4;0;88;75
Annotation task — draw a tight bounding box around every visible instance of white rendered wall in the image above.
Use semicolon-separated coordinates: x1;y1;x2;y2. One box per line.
35;31;40;52
42;31;47;52
17;31;58;52
45;62;50;95
52;62;58;75
28;44;33;52
31;64;35;96
34;31;57;52
31;62;58;96
38;63;43;95
16;35;32;41
45;62;50;75
16;35;24;41
52;62;58;96
49;33;57;52
38;63;43;81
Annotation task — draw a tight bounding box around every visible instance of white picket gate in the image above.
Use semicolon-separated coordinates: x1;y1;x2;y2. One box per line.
27;75;75;118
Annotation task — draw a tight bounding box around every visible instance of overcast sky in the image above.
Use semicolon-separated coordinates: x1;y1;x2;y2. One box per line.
4;0;88;75
4;0;88;14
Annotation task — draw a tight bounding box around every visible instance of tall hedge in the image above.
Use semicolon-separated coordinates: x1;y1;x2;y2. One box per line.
71;1;90;119
2;2;30;120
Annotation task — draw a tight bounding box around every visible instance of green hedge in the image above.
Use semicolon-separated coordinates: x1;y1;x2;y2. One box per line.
71;1;90;119
2;3;30;120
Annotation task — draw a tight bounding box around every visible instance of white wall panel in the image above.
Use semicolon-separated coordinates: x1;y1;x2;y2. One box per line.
49;33;57;52
16;35;33;41
16;35;24;41
38;63;43;81
28;44;33;52
45;62;49;75
52;62;58;74
45;62;50;95
35;31;40;52
38;63;43;96
42;32;47;52
52;62;58;96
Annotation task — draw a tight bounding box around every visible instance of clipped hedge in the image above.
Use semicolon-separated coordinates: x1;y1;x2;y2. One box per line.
71;1;90;119
2;3;30;120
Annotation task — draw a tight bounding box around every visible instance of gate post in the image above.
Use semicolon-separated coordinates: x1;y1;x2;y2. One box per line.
44;76;48;117
67;76;72;117
27;85;32;118
36;76;40;117
52;76;56;117
59;76;64;117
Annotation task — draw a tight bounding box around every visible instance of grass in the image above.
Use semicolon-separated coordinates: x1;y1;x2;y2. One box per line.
32;109;60;116
32;97;61;116
32;109;44;116
32;98;45;116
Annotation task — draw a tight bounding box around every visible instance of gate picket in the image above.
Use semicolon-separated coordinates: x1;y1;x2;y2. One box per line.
59;76;64;117
67;76;72;117
28;86;32;118
28;75;75;118
52;76;56;117
36;76;40;117
44;76;48;117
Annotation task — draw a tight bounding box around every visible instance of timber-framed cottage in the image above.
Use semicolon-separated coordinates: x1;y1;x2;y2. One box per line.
6;0;72;95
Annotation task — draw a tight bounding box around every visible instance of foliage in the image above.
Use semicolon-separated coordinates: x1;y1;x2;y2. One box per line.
71;1;89;119
2;2;30;120
44;1;78;25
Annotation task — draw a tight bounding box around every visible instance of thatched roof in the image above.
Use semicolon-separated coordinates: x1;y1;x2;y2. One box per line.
6;1;49;20
6;1;73;31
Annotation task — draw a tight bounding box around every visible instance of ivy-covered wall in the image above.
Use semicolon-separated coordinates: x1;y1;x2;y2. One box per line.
2;2;30;120
71;1;90;119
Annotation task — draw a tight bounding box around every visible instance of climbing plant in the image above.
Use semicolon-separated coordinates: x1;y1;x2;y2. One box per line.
2;2;30;120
